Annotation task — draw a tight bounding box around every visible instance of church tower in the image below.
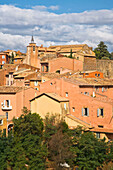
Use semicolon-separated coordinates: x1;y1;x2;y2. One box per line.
26;36;38;67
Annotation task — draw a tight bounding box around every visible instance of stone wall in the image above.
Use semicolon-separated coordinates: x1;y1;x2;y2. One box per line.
96;60;113;78
83;56;96;71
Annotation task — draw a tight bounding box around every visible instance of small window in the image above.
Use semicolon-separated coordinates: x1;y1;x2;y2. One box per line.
66;92;68;97
82;108;89;116
33;46;35;51
50;83;53;85
97;108;104;117
11;81;13;85
0;119;3;125
2;61;5;64
15;59;17;62
64;103;66;110
6;112;8;120
98;74;100;77
2;55;5;59
95;74;97;77
96;132;100;139
102;87;104;92
77;57;79;60
46;66;48;72
34;81;38;86
42;79;45;83
72;107;75;112
6;100;10;107
98;125;103;128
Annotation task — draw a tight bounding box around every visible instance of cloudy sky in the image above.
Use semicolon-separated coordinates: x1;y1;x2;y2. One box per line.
0;0;113;52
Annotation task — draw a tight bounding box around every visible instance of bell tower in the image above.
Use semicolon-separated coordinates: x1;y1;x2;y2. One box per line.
26;36;38;67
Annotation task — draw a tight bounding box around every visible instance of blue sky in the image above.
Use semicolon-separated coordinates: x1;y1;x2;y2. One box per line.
0;0;113;13
0;1;113;52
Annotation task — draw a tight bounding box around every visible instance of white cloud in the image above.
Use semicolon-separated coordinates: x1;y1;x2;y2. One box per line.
0;5;113;52
49;6;59;10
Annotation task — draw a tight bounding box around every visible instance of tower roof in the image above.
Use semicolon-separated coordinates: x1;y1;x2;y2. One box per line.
31;35;34;43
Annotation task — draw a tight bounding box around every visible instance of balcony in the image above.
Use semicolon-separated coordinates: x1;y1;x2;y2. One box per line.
2;105;12;111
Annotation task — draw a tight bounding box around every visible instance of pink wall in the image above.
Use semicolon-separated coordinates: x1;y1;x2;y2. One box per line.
49;57;83;72
40;78;113;129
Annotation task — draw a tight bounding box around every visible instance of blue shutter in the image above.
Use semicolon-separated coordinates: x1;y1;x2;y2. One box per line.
97;109;99;117
82;108;84;116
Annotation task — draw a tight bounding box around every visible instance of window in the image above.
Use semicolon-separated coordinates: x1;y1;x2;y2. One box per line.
95;74;97;77
98;74;100;77
2;61;5;64
2;55;5;59
6;100;10;107
72;107;75;112
102;87;104;92
66;92;68;97
96;132;100;139
33;46;35;51
0;119;3;125
64;103;66;110
42;79;45;83
77;57;79;60
50;83;53;85
95;87;99;92
82;108;89;116
46;66;48;72
6;112;8;120
98;125;103;128
11;81;13;85
34;81;38;86
15;59;17;62
97;108;104;117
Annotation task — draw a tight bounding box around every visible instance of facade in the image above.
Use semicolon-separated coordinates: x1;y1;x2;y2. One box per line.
0;86;37;132
30;93;69;119
80;70;104;78
39;77;113;140
0;52;9;68
40;57;83;73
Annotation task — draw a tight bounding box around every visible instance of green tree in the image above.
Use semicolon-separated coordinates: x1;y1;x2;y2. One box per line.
71;128;109;170
94;41;111;59
0;108;47;170
68;49;73;58
10;52;14;64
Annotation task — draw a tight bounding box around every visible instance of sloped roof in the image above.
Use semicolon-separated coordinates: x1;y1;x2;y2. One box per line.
0;86;24;93
30;92;69;102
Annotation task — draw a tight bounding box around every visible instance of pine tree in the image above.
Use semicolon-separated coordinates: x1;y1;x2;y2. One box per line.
94;41;111;59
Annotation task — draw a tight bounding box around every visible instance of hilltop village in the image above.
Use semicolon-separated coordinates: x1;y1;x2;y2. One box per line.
0;36;113;141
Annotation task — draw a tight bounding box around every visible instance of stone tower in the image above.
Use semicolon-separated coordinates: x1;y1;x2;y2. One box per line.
26;36;38;67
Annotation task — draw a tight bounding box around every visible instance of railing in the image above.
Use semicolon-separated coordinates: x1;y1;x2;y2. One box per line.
2;105;12;110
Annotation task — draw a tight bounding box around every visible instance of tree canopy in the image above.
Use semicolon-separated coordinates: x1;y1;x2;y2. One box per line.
94;41;111;59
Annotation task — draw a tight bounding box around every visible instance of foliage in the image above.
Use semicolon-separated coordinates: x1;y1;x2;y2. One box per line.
71;128;109;170
44;114;73;169
0;108;47;170
10;52;14;64
68;49;73;58
94;41;111;59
